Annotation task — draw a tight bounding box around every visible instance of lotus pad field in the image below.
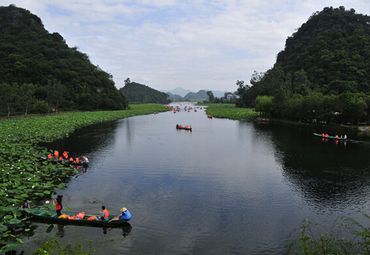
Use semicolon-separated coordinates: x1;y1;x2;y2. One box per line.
0;104;167;252
205;104;258;120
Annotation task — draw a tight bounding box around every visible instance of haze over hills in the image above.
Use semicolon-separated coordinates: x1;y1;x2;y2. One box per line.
166;87;228;100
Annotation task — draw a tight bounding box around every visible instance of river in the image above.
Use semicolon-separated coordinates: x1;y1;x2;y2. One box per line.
21;103;370;254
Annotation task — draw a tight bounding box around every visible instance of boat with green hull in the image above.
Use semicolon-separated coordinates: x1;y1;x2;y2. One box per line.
24;208;130;228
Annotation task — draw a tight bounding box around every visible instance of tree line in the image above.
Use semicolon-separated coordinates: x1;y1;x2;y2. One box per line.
236;7;370;125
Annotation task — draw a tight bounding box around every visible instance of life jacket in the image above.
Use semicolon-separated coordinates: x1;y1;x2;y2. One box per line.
59;214;69;219
54;151;59;158
47;154;53;159
100;209;109;219
87;215;98;221
76;212;86;220
55;202;62;211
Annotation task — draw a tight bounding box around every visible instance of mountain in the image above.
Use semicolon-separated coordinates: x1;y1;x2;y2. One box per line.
184;90;208;101
120;82;170;104
0;5;127;115
166;92;184;101
168;87;191;97
238;6;370;124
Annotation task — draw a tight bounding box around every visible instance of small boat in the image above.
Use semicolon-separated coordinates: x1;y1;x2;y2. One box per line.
176;124;192;131
24;208;130;228
313;133;347;140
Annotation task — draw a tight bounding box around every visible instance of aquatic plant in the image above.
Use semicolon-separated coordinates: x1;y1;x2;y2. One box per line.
205;103;258;120
0;104;167;253
33;239;95;255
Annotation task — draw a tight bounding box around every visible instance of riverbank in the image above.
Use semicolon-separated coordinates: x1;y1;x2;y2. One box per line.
204;103;258;120
0;104;167;253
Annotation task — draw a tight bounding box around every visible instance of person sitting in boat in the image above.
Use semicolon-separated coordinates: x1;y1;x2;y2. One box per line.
120;207;132;221
100;206;110;220
80;156;89;167
54;195;63;216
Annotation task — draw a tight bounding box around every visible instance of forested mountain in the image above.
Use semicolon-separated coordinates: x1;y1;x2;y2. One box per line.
0;5;127;116
238;6;370;124
120;81;170;104
184;90;208;101
167;92;184;101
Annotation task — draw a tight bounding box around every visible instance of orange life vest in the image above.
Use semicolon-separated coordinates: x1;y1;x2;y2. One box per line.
100;209;110;219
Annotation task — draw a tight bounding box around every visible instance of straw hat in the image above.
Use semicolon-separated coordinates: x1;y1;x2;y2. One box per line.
120;207;127;212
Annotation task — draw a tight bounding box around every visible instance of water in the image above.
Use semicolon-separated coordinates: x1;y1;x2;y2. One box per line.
21;103;370;254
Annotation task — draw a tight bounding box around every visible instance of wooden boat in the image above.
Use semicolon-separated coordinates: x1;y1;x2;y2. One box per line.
24;208;130;228
176;124;192;131
313;133;347;140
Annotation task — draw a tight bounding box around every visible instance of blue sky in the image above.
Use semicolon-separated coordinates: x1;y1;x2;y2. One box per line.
2;0;370;91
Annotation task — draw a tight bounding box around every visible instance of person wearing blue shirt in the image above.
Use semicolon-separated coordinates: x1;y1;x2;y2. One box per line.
120;207;132;221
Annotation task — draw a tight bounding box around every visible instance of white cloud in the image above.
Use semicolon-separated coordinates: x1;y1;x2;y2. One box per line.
1;0;370;91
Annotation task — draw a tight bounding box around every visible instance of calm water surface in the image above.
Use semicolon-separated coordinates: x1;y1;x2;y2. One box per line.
21;103;370;254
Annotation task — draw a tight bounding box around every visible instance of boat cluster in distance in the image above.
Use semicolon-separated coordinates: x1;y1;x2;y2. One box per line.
165;104;202;113
47;150;89;167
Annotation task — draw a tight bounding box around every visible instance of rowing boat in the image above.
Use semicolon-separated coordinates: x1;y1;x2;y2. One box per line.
313;133;347;140
24;208;130;228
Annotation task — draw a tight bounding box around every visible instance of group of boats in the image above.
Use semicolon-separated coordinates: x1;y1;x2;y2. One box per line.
46;150;89;167
313;133;348;140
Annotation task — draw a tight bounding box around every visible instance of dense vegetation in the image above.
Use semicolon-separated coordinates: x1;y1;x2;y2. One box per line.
0;5;127;116
120;79;170;104
237;7;370;125
0;104;167;253
205;104;258;120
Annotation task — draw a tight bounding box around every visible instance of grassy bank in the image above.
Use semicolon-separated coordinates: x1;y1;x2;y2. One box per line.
0;104;167;253
205;103;258;120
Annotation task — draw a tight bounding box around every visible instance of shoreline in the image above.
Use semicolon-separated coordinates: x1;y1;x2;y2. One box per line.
0;104;168;252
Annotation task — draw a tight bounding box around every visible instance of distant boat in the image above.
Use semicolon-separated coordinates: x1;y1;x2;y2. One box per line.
176;124;192;131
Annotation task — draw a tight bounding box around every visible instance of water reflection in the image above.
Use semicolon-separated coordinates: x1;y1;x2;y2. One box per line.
20;108;370;255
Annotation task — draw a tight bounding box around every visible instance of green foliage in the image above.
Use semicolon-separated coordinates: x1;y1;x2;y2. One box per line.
238;7;370;124
0;104;167;252
289;218;370;255
205;104;258;120
33;239;95;255
0;5;127;116
120;81;170;104
255;96;273;117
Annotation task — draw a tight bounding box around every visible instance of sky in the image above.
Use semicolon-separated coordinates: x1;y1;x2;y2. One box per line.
1;1;370;92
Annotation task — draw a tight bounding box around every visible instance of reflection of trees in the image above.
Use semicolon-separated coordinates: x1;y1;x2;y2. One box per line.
41;121;119;156
261;125;370;206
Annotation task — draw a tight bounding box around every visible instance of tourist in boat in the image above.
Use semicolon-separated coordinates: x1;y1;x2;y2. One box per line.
21;200;30;209
100;205;110;220
55;195;63;216
120;207;132;221
62;151;68;159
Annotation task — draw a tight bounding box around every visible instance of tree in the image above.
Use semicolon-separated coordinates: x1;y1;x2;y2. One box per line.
255;95;273;117
206;91;214;102
124;78;131;86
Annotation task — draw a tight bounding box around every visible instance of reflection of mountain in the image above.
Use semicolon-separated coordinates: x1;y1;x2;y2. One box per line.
259;124;370;206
